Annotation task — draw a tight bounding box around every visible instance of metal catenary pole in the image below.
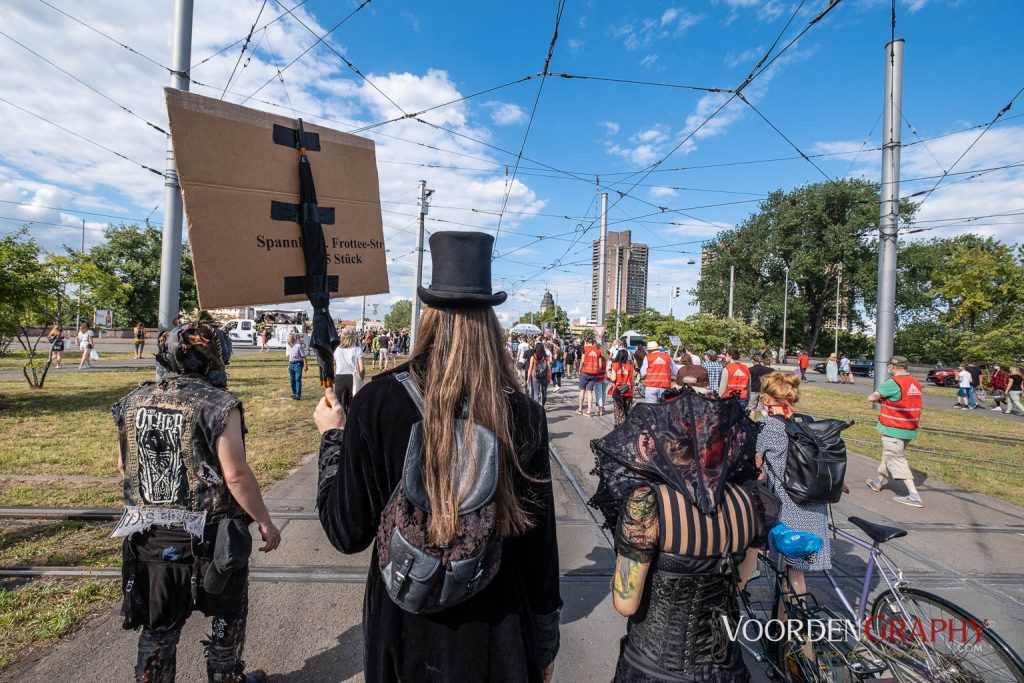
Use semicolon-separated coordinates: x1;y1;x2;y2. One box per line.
360;295;366;333
157;0;193;330
596;192;608;326
614;245;622;339
727;265;735;318
409;180;429;352
75;218;84;331
781;266;789;362
834;272;842;357
873;38;904;391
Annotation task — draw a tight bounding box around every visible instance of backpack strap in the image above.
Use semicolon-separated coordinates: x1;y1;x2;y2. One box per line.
395;372;425;416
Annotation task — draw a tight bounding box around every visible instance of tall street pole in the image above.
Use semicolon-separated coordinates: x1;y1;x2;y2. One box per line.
873;38;904;391
410;180;429;352
834;272;842;358
614;245;622;340
727;265;735;318
75;218;85;331
596;192;608;325
360;295;366;332
157;0;193;330
781;266;789;362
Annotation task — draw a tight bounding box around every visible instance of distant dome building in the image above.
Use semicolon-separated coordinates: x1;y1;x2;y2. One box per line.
540;290;555;313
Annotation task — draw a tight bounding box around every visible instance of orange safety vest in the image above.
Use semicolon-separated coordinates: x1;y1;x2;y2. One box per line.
879;374;923;431
609;362;634;397
645;351;673;388
724;362;750;399
580;345;602;375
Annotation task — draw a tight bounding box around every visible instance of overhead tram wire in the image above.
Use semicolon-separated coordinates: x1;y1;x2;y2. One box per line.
509;0;843;289
548;72;729;94
262;0;404;116
0;199;164;226
901;114;948;176
190;0;312;71
0;95;163;177
909;84;1024;210
241;0;373;105
842;108;883;177
491;0;567;253
220;0;268;99
262;27;298;116
0;31;168;135
736;93;831;180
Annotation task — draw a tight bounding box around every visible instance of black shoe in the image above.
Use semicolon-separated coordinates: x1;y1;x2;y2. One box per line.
244;672;268;683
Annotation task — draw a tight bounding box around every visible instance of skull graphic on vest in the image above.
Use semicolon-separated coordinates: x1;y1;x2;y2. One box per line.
135;407;187;504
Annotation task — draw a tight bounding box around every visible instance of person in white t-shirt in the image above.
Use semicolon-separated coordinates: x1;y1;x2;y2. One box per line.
956;363;973;410
332;326;366;413
77;322;95;369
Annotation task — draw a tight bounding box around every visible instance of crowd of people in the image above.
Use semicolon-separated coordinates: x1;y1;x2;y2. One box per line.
106;230;1016;682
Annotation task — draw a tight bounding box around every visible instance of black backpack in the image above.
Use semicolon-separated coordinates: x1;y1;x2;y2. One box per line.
534;358;549;379
376;373;502;613
770;414;852;505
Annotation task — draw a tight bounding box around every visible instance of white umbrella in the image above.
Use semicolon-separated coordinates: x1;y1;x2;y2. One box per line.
511;323;542;335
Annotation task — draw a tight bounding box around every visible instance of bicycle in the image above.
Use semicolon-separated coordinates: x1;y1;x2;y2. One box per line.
736;515;1024;682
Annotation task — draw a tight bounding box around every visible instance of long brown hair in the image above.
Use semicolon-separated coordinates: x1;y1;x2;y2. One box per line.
410;306;533;544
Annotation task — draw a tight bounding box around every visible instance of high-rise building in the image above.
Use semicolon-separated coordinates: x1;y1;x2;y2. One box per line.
591;230;648;320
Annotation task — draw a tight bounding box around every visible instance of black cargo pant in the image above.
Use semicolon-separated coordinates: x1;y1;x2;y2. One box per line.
124;527;250;682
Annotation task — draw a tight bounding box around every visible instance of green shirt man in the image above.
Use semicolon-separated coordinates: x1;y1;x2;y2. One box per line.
874;375;919;441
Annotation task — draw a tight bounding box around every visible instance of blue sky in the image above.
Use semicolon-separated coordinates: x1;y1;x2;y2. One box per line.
1;0;1022;324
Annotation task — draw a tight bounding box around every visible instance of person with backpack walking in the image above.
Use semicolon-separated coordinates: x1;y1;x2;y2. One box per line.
756;373;833;629
315;232;561;683
577;339;602;416
132;322;146;359
529;341;552;408
608;346;635;425
867;356;925;507
550;341;564;392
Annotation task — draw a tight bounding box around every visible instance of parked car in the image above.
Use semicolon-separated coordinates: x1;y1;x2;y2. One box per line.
926;366;959;387
812;358;876;378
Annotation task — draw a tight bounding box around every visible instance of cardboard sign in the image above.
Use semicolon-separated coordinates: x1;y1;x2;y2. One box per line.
668;335;682;347
165;89;389;309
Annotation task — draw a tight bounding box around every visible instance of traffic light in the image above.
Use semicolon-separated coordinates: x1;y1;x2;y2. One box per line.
672;287;681;298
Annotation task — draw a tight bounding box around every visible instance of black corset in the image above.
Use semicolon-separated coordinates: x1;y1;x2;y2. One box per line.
621;553;747;682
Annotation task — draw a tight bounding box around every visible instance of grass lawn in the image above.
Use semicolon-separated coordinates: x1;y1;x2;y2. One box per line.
0;349;137;371
799;385;1024;506
0;353;339;672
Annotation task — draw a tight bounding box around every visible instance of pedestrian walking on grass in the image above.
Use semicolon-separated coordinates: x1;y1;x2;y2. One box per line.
133;322;146;359
315;231;561;683
114;323;280;683
867;356;925;507
286;333;308;400
77;322;95;369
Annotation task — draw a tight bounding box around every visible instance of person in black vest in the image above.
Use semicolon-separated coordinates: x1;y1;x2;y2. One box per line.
113;323;280;683
315;231;561;682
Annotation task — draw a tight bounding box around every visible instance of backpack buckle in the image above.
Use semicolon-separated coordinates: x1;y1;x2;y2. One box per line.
394;554;414;586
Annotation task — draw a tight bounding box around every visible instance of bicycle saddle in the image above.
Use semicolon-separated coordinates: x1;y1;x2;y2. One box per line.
849;516;907;544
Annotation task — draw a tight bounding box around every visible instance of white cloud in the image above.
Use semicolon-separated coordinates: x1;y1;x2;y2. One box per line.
640;54;659;69
606;124;673;165
0;0;553;322
724;46;764;68
649;185;679;199
603;121;620;135
813;124;1024;245
486;102;528;126
568;38;584;54
611;8;702;51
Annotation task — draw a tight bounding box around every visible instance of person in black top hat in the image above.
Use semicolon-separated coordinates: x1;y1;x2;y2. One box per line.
315;231;562;682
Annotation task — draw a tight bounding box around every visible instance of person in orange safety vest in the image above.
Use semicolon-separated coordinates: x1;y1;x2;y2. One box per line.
718;349;751;409
866;356;925;508
577;342;602;416
640;340;678;404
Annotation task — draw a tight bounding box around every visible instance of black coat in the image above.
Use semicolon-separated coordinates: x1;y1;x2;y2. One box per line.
317;363;561;682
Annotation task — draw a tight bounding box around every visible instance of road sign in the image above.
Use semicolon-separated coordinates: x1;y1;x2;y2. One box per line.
593;325;606;339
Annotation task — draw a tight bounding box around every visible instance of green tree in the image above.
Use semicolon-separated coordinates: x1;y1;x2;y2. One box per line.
384;299;412;330
0;230;126;387
514;305;570;335
89;223;196;326
692;179;916;353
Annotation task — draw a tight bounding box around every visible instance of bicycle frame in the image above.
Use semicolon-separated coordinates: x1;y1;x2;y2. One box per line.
822;523;906;627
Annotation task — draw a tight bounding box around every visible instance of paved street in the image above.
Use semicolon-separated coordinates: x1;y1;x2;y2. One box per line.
5;385;1023;682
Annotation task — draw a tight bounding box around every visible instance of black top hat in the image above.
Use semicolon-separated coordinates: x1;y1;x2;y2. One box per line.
418;231;508;307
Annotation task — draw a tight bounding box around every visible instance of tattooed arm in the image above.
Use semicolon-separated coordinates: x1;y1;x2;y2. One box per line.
611;486;658;617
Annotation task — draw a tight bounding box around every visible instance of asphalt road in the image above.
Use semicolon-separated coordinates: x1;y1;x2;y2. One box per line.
5;384;1023;682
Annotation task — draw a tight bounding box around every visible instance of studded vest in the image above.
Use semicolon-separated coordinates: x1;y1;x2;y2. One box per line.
113;374;245;520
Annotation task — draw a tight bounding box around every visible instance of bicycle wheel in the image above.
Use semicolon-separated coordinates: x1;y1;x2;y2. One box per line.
869;587;1024;682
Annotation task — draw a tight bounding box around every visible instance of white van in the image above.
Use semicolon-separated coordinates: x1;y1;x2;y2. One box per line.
619;329;646;351
224;319;257;346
